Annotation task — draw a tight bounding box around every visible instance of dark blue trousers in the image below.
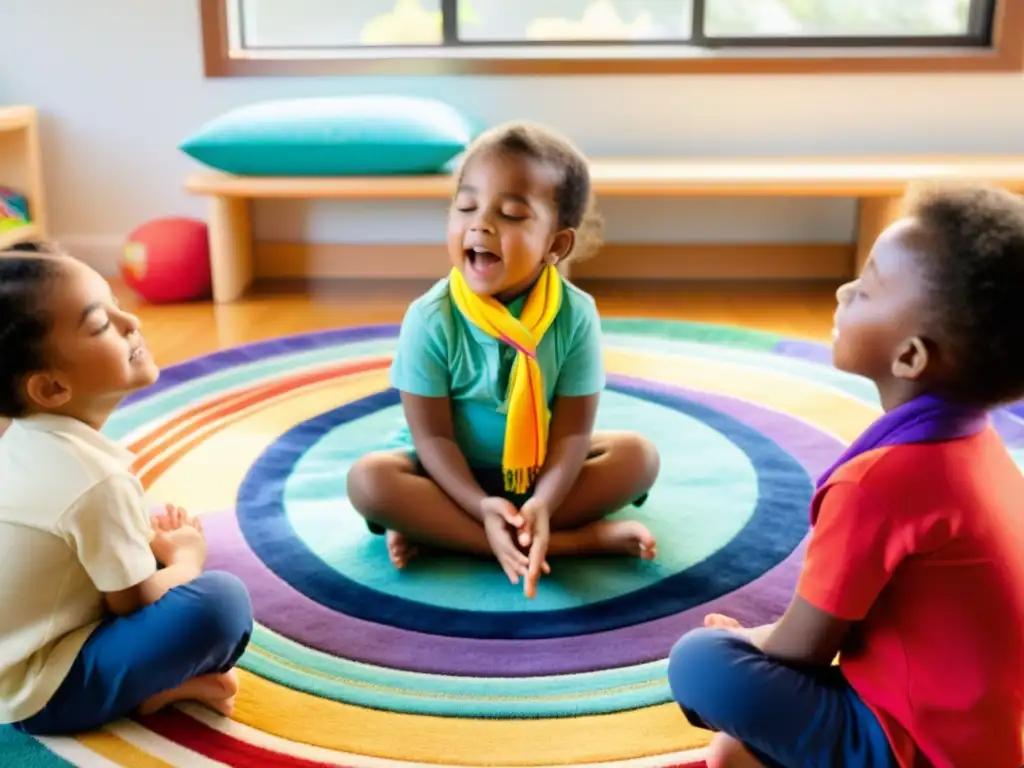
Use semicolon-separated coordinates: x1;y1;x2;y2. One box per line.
14;571;253;736
668;628;898;768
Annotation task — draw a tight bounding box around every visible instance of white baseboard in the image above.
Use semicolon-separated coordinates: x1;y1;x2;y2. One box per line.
50;235;125;276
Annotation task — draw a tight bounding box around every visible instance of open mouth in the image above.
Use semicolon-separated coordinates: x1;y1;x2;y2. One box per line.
129;344;147;363
465;246;501;274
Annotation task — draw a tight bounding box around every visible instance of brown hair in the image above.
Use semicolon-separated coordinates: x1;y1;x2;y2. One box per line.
0;241;66;417
458;121;604;262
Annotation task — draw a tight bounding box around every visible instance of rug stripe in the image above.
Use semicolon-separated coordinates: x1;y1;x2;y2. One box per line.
225;670;706;765
604;348;875;444
128;356;390;457
138;709;342;767
106;720;226;768
137;375;367;490
122;325;402;404
132;360;390;485
178;703;708;768
143;375;389;510
246;622;670;703
73;730;175;768
32;736;122;768
242;642;671;718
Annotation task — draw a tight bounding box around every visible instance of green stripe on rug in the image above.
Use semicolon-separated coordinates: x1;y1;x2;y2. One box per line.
0;727;71;767
237;623;671;718
601;318;783;350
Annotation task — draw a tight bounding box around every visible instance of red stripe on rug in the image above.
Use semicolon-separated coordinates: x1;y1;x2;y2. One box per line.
134;357;390;488
136;708;707;768
135;709;346;767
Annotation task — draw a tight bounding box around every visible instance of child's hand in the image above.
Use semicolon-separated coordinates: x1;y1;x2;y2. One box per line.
518;497;552;599
479;496;523;529
479;497;528;584
151;503;199;533
151;517;207;570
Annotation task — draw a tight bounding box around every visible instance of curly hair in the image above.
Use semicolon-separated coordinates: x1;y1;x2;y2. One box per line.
0;241;65;418
905;182;1024;406
458;121;604;262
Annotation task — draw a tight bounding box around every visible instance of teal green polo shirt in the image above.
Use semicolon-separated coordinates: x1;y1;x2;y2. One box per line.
389;276;606;468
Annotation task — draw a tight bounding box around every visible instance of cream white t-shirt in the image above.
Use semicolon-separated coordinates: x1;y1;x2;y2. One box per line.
0;414;157;723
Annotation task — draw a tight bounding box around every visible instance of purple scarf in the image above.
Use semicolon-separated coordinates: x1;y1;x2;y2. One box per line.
816;392;990;491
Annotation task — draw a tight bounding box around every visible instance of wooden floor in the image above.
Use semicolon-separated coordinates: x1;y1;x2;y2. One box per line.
117;279;841;368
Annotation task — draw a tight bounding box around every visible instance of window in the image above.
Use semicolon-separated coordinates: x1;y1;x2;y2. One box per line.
704;0;985;39
202;0;1022;75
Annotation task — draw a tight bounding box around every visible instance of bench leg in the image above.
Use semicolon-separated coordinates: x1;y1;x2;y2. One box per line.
855;195;903;276
208;195;253;303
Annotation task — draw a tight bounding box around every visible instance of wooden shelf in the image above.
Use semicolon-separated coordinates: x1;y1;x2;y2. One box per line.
0;106;35;134
187;154;1024;200
0;105;47;246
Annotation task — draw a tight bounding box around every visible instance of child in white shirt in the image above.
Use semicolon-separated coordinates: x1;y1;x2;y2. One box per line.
0;243;252;735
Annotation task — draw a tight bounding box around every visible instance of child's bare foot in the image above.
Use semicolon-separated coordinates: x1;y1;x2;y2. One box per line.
550;520;657;560
138;669;239;717
386;530;419;569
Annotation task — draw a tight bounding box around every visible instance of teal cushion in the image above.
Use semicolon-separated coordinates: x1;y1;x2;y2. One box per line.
180;96;481;176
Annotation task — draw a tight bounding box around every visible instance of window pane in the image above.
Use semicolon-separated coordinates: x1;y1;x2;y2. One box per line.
239;0;443;48
458;0;694;42
705;0;975;37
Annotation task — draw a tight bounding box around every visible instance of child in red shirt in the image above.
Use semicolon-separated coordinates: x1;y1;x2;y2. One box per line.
668;183;1024;768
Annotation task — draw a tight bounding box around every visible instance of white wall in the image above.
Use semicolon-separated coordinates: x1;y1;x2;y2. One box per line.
4;0;1024;274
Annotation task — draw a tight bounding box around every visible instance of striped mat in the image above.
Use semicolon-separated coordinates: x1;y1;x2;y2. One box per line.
6;319;1022;766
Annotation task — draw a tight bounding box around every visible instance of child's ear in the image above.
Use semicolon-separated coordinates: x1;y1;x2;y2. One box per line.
24;372;72;411
544;229;575;265
892;336;929;381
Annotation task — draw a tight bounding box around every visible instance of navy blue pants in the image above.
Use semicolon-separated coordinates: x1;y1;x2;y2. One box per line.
14;571;253;736
667;629;898;768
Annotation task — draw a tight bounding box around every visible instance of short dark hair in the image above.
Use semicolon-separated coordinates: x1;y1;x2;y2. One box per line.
458;121;604;261
906;183;1024;406
0;242;64;417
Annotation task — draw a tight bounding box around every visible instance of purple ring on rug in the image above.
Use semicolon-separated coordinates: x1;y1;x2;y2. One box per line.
206;379;836;676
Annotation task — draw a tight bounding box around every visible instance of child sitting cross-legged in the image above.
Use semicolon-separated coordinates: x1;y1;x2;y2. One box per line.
667;183;1024;767
347;121;661;599
0;243;253;736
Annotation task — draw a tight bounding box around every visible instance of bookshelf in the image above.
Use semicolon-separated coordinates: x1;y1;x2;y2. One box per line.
0;105;47;250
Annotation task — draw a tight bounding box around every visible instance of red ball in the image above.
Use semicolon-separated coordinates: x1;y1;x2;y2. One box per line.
121;217;211;304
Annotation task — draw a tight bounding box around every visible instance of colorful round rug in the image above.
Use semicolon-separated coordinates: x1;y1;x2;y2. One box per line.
10;319;1024;767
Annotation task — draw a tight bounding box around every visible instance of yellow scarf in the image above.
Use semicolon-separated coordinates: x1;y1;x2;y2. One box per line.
449;265;563;494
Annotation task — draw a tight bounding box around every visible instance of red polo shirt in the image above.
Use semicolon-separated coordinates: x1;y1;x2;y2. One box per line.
797;427;1024;768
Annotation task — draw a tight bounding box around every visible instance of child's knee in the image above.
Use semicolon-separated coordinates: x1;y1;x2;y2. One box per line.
188;571;253;646
347;453;402;513
616;433;660;487
667;628;746;719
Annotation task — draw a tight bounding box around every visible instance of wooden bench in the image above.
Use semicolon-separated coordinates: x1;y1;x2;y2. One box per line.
186;156;1024;303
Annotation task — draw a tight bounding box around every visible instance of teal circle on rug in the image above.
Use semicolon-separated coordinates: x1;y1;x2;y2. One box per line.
285;390;760;612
